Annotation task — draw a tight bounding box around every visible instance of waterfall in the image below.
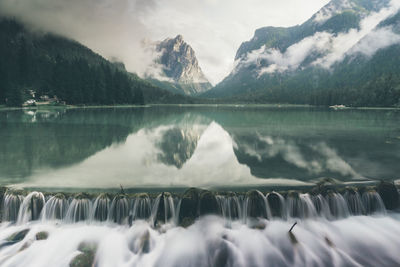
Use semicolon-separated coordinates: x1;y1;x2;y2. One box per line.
362;189;386;215
344;189;365;215
217;193;242;221
65;193;93;223
17;191;45;224
3;192;24;222
266;192;285;219
151;192;176;226
40;193;68;221
132;193;151;220
327;192;349;218
108;194;129;224
312;194;331;218
92;193;111;222
0;187;394;226
243;190;271;221
286;192;317;219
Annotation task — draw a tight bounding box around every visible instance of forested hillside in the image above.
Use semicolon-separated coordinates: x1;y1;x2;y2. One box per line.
0;19;189;106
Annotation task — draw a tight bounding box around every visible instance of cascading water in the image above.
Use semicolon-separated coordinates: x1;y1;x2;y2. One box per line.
2;192;24;222
16;191;45;224
267;192;285;218
312;194;331;218
65;193;92;223
0;186;399;266
132;193;152;220
92;193;111;222
217;192;242;221
326;192;349;218
151;192;176;226
286;192;317;219
40;193;69;221
344;188;365;215
362;189;386;215
108;194;129;224
243;190;271;221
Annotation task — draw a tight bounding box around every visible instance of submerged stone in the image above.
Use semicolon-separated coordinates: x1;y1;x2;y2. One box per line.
35;231;49;240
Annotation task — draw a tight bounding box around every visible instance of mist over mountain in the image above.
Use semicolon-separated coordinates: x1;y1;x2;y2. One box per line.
0;18;195;106
206;0;400;107
145;35;212;96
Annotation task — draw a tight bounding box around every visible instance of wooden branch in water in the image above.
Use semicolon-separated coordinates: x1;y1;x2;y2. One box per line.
289;222;297;233
120;184;125;194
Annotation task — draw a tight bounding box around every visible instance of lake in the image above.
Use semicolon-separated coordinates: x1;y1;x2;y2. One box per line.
1;105;399;191
2;105;400;267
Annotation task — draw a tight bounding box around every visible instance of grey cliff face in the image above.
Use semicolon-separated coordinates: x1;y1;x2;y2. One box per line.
152;35;212;95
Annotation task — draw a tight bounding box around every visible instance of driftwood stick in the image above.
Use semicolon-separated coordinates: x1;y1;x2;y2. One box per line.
120;184;125;194
289;222;297;233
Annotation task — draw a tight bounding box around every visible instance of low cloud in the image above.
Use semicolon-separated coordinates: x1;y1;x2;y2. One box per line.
238;0;400;75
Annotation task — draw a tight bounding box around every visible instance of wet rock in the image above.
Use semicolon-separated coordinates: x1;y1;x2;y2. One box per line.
313;179;338;196
70;242;97;267
199;191;219;216
35;231;49;240
0;229;30;250
248;219;267;230
139;230;151;254
267;192;283;218
378;181;399;210
246;190;268;219
178;188;202;227
7;229;30;242
288;232;298;245
324;236;335;247
180;217;195;228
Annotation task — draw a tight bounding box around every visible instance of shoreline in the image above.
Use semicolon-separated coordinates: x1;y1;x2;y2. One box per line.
1;103;400;112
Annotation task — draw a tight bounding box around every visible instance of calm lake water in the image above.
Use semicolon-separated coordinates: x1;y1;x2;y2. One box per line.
0;105;399;190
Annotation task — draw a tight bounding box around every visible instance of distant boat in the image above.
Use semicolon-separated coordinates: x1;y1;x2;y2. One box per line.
329;104;346;110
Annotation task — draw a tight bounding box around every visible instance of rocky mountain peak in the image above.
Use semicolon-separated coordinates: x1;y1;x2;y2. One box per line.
156;35;208;84
145;34;212;95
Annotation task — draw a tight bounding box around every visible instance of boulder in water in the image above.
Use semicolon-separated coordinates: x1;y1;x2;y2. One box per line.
35;231;49;240
70;242;97;267
267;192;283;218
246;190;268;219
6;229;29;242
199;191;219;216
178;188;202;227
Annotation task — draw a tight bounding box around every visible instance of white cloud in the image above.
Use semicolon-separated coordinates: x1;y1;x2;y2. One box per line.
238;0;400;75
350;26;400;57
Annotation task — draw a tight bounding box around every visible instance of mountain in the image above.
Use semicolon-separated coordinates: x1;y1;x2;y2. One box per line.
205;0;400;107
0;18;193;106
146;35;212;96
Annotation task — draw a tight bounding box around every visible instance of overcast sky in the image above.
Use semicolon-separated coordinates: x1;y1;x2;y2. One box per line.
0;0;330;84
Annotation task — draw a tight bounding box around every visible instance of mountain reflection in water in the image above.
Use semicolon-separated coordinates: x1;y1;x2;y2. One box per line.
0;106;399;189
